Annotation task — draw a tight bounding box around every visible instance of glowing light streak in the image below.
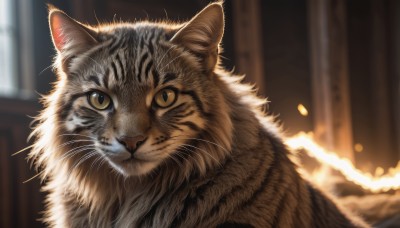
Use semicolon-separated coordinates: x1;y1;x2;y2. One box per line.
286;132;400;192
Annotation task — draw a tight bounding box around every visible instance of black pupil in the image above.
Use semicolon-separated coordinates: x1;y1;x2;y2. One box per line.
98;94;105;104
162;91;168;102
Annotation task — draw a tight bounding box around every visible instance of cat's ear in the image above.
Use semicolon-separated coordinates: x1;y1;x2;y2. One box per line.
48;6;98;57
171;3;224;73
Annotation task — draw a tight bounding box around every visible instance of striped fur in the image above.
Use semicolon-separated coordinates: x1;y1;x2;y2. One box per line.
29;3;369;227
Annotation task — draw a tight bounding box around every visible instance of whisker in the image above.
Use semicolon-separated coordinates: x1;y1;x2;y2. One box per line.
180;144;220;165
141;143;174;157
58;146;96;163
61;144;95;157
71;150;98;171
12;145;35;156
86;56;105;75
174;147;193;164
96;157;108;171
156;45;175;69
165;152;184;169
57;139;94;149
59;134;97;140
90;155;104;171
39;64;53;76
82;155;104;182
168;135;230;154
160;53;186;71
22;170;44;184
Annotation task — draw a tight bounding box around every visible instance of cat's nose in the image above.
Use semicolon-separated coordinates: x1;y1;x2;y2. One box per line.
117;135;146;153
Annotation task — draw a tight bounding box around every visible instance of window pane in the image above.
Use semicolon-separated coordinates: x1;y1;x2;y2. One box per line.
0;0;16;96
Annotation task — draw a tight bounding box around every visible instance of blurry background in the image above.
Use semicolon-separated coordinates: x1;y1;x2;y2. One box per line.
0;0;399;227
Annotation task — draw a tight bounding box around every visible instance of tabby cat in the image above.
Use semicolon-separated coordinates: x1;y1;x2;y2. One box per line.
29;2;369;227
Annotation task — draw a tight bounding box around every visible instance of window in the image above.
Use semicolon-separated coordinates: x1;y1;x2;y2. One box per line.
0;0;16;96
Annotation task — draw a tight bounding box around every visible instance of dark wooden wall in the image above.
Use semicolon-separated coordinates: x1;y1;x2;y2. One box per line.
260;0;313;135
347;0;400;170
0;98;42;228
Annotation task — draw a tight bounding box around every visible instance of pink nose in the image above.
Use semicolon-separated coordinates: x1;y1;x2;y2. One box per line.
117;135;146;153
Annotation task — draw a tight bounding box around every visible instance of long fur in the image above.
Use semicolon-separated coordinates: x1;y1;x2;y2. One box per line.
29;3;369;227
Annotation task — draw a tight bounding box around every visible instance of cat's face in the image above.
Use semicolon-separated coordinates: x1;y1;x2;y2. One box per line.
61;41;206;176
49;4;226;176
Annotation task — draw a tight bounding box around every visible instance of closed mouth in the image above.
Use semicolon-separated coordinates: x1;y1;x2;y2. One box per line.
122;154;147;163
122;157;136;163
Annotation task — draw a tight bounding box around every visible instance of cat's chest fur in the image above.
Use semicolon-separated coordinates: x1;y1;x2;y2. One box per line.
74;129;277;228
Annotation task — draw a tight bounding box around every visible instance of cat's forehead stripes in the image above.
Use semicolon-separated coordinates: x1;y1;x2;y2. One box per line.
96;26;169;89
115;54;125;80
102;68;110;89
136;52;149;83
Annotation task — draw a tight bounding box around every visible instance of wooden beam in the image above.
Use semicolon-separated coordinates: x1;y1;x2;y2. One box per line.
390;0;400;160
308;0;354;160
232;0;265;95
370;0;397;167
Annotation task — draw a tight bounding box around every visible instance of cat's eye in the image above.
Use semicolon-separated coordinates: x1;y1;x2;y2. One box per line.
88;91;112;110
154;89;177;108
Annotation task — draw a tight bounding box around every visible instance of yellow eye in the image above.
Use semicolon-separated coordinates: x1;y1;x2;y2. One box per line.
154;89;177;108
88;91;111;110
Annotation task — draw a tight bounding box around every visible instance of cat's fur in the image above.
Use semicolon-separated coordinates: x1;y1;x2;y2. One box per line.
29;2;369;227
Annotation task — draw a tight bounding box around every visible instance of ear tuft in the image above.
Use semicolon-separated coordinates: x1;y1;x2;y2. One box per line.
48;8;97;56
171;3;224;72
47;4;57;13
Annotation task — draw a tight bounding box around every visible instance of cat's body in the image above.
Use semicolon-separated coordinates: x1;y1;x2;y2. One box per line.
29;3;368;227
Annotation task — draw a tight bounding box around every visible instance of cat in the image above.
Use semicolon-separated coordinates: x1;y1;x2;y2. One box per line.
29;2;369;227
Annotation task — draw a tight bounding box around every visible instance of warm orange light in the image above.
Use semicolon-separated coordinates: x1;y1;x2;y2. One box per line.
285;132;400;192
354;143;363;152
375;167;384;177
297;104;309;116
